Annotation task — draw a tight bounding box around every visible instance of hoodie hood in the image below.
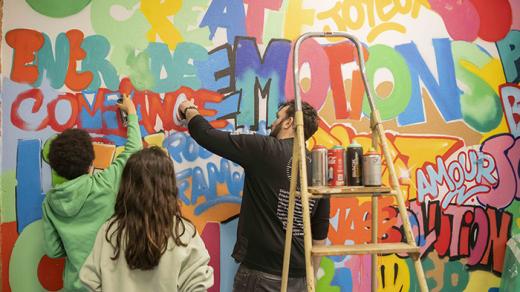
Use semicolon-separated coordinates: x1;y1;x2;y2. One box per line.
45;175;93;217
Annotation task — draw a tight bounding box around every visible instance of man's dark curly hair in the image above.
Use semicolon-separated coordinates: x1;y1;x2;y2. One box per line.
279;99;319;140
49;129;94;180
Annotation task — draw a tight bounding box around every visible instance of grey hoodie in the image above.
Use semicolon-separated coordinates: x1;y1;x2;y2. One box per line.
80;219;214;291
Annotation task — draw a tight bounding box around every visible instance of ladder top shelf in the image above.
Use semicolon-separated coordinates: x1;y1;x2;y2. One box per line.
307;185;393;195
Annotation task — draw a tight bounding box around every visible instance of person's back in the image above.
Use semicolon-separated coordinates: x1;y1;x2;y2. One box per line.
81;218;211;292
179;99;330;291
80;147;214;292
234;135;316;276
42;95;142;291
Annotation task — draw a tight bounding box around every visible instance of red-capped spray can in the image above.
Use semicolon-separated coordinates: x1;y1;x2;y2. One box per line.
311;145;328;186
328;146;345;186
363;148;382;186
346;140;363;186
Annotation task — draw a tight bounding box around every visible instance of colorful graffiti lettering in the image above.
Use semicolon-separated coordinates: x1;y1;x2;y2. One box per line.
2;0;519;291
316;0;430;43
416;134;520;210
9;80;233;139
416;149;496;209
500;83;520;136
6;27;507;133
497;30;520;84
409;201;512;274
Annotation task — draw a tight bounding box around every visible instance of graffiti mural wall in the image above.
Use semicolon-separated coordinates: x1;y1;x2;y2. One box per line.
1;0;519;291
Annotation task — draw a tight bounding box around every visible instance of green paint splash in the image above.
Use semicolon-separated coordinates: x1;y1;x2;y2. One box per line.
26;0;91;18
1;171;17;223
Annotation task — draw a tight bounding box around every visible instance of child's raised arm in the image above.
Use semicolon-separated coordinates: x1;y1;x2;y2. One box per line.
95;94;142;189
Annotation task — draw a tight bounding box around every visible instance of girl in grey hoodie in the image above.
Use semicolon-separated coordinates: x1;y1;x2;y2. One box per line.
80;146;214;292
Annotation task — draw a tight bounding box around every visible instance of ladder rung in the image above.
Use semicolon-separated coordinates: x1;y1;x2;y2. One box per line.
311;243;419;256
307;186;394;199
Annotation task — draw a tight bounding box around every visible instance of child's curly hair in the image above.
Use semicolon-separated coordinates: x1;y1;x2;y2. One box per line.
49;129;94;180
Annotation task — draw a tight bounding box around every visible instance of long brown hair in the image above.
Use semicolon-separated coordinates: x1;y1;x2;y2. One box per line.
106;146;194;270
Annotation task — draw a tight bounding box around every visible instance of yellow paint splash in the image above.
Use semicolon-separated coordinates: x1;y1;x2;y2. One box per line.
141;0;183;49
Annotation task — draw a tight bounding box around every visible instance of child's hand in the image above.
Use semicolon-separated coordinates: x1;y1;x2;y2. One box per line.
117;94;137;115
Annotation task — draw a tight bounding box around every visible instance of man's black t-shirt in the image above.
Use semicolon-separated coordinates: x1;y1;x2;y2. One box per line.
188;116;330;277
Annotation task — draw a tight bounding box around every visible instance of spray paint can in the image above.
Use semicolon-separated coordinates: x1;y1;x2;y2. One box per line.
363;148;382;186
346;141;363;186
117;97;128;127
311;145;328;186
174;93;189;127
117;91;134;127
328;146;345;186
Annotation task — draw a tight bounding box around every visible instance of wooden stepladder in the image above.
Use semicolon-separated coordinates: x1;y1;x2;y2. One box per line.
281;32;429;292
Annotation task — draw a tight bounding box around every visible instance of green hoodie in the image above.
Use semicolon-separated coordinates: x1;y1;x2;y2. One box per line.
42;114;142;291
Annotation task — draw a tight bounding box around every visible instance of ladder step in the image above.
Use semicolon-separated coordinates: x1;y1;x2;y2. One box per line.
307;186;394;199
311;243;419;256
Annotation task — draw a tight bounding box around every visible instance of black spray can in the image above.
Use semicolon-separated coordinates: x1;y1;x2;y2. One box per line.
117;96;128;127
346;140;363;186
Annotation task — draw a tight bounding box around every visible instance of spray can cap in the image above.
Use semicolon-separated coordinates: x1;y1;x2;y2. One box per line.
348;139;362;148
312;145;327;150
365;147;379;155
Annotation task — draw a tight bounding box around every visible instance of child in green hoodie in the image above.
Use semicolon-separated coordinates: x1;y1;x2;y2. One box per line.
42;94;142;291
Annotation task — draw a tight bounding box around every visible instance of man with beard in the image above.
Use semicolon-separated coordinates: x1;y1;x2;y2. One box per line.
179;99;330;291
